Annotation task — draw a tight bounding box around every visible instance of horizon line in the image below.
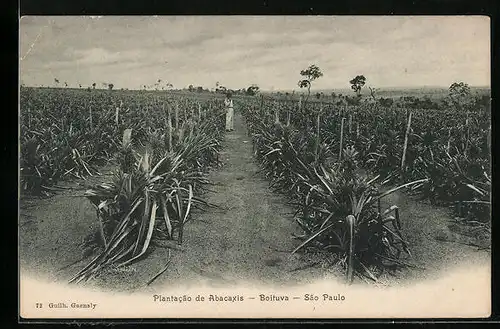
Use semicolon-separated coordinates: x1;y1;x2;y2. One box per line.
21;84;491;91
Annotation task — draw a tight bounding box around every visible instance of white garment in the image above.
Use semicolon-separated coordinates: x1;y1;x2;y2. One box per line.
225;98;234;130
225;107;234;130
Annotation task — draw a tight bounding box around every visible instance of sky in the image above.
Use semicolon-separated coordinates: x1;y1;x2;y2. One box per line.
19;16;490;91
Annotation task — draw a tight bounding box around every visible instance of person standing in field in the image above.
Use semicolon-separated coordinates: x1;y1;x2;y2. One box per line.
224;92;234;132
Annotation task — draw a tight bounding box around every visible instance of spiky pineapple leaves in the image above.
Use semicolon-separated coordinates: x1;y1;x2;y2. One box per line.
245;108;424;284
71;102;224;284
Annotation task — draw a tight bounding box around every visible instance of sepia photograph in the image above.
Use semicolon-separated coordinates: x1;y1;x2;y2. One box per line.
19;15;491;319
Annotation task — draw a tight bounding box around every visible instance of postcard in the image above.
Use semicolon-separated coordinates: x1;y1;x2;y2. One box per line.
19;15;491;319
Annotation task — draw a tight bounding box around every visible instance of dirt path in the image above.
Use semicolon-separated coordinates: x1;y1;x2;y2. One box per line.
19;112;490;292
378;191;490;285
136;111;329;291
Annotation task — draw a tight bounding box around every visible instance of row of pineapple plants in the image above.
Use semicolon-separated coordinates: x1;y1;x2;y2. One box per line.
20;87;221;196
69;95;226;283
242;101;421;283
249;97;491;226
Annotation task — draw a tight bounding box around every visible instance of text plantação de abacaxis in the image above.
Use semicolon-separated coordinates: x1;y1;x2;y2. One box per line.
153;294;244;303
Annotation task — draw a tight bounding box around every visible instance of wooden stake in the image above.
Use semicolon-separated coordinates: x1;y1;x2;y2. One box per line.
175;103;179;129
401;111;412;170
465;111;470;154
122;128;132;147
89;94;93;129
339;117;345;161
316;111;321;160
395;207;401;230
115;107;120;126
377;199;383;233
167;108;173;152
356;122;360;139
346;215;355;285
179;125;184;142
348;114;352;134
446;128;452;154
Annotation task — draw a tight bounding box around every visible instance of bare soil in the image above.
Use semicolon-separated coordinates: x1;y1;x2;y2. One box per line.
19;112;490;292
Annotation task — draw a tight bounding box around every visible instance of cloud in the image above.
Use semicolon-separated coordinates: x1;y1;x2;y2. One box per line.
71;48;143;65
19;16;490;90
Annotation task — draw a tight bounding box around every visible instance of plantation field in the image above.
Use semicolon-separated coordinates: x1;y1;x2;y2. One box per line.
19;87;491;290
275;86;491;99
373;86;490;99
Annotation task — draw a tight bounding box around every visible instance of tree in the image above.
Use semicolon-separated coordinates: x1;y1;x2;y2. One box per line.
368;86;378;100
108;83;114;91
349;75;366;97
196;86;203;93
54;78;59;87
449;82;471;103
448;82;472;110
188;84;194;92
92;82;96;89
246;84;260;96
449;82;471;98
298;64;323;103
